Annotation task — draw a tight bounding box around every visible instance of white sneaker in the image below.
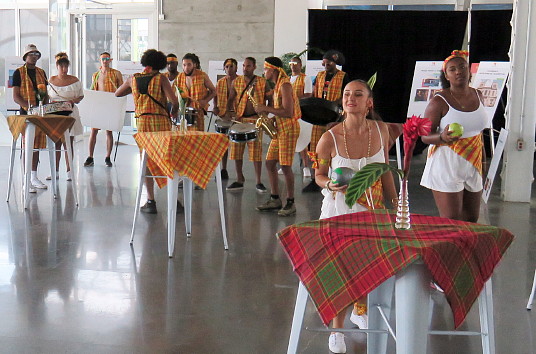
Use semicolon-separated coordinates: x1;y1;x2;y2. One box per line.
28;186;37;193
31;178;48;189
350;312;368;329
66;171;72;182
46;173;59;181
303;167;311;178
328;332;346;353
277;168;284;175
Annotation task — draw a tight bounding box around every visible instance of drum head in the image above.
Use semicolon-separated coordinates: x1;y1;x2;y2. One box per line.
229;123;256;133
215;119;233;128
299;97;340;126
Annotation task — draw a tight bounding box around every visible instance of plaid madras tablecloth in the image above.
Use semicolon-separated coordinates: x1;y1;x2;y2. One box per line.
134;131;229;189
277;209;514;328
7;114;75;143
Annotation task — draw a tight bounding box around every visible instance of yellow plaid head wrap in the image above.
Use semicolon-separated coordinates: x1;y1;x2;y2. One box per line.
442;50;469;72
264;61;288;78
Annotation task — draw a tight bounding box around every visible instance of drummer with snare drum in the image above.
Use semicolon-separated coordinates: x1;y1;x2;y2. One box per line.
213;58;239;180
302;50;350;193
225;57;270;193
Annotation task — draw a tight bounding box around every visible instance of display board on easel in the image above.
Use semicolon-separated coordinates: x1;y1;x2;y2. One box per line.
116;61;143;112
4;56;26;111
406;61;443;118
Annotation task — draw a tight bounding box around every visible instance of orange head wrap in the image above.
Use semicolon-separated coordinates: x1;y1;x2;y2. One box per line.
264;61;288;78
442;50;469;72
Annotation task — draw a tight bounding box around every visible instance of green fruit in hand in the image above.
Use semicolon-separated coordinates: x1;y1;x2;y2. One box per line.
448;123;464;137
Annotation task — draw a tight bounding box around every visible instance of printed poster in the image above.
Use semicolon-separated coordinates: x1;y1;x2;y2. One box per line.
470;61;510;124
407;61;443;118
116;61;143;112
4;56;25;111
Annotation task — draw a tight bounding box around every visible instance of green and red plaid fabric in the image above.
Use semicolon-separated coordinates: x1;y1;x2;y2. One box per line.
8;114;75;143
134;131;229;189
277;209;514;328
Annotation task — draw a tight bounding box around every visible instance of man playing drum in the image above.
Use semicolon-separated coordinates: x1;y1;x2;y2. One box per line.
213;58;239;180
255;57;301;216
84;51;124;167
175;53;216;132
302;50;349;193
225;57;270;193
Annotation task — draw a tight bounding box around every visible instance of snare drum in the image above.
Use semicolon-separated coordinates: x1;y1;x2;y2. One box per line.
184;107;198;126
228;123;258;143
215;119;233;134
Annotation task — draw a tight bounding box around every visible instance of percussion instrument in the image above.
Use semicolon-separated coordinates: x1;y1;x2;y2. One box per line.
331;167;355;187
299;97;341;126
215;119;233;134
28;101;73;116
184;107;198;126
228;123;258;143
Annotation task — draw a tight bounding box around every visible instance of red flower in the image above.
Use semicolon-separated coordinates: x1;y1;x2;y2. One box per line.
402;115;432;176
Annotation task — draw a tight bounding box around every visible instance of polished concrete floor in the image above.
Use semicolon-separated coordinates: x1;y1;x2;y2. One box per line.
0;132;534;354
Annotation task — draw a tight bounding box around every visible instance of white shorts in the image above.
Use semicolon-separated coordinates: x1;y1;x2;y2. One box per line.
420;146;482;193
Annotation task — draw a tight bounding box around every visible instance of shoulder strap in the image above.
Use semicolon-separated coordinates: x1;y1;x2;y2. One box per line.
328;129;340;156
238;75;256;105
373;120;383;146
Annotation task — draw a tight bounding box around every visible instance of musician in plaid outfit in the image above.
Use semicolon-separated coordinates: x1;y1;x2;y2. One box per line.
115;49;179;214
84;52;123;167
213;58;239;180
303;50;349;193
175;53;216;131
421;50;490;223
255;57;301;216
12;44;49;192
225;57;269;193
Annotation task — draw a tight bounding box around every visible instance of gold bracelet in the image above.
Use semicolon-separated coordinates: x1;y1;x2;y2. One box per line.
325;180;332;191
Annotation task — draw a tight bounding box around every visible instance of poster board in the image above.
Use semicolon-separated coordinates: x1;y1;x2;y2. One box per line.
470;61;510;123
116;61;143;112
406;61;443;118
4;56;26;111
482;128;508;203
78;89;127;131
207;60;244;111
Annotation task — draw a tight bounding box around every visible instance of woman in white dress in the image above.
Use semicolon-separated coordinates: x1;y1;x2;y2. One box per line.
313;80;397;354
47;52;84;180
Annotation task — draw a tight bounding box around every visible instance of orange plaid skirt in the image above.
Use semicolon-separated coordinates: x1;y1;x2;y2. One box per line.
310;125;327;154
137;114;172;133
229;117;263;162
266;118;300;166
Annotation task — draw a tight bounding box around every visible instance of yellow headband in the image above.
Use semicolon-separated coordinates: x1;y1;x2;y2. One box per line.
167;57;178;62
442;50;469;72
264;61;288;78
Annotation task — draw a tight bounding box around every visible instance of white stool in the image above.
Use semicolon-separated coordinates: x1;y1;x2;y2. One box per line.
286;263;495;354
130;150;228;257
7;122;78;208
527;269;536;310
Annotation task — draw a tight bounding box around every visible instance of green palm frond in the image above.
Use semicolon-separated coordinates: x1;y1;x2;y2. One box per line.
367;72;377;90
345;163;403;208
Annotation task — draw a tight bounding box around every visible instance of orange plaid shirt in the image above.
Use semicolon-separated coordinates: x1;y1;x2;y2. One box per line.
90;68;122;92
215;76;231;116
132;73;168;117
428;133;484;175
233;75;267;118
314;70;346;101
291;73;307;98
18;65;47;107
176;70;210;110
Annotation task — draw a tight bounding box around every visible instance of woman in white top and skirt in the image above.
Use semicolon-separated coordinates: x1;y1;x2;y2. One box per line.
313;79;397;353
47;52;84;180
420;50;491;222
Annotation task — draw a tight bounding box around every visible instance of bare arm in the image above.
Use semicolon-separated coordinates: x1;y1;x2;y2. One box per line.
420;94;458;145
254;82;294;118
161;77;179;118
198;75;216;108
314;132;337;189
115;77;132;97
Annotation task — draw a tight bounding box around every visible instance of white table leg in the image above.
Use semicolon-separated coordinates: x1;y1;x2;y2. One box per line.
528;270;536;310
215;163;228;250
130;151;147;244
287;282;308;354
47;136;57;199
183;177;193;237
64;131;78;206
368;277;395;354
395;261;430;354
23;123;36;209
167;171;179;258
479;279;495;354
6;138;17;202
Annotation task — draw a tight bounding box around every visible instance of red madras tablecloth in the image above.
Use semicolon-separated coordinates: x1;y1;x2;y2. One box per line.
134;131;229;189
277;209;514;328
7;114;75;143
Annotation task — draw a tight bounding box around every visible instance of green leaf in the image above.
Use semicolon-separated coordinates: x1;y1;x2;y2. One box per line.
345;162;403;208
367;72;377;90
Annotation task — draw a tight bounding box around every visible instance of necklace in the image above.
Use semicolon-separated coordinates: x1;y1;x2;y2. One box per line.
449;89;466;109
342;119;371;162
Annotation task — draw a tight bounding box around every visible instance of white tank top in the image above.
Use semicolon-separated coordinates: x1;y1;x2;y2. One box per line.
436;90;491;138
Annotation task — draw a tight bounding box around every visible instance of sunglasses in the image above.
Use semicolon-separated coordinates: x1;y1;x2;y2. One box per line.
101;57;112;61
289;62;299;65
27;52;41;57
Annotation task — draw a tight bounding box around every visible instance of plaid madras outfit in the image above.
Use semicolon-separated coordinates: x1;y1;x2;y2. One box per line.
17;65;47;148
428;133;484;175
291;73;307;98
229;76;267;162
266;76;301;166
215;76;230;117
310;70;346;153
277;209;514;328
90;68;122;92
176;70;210;131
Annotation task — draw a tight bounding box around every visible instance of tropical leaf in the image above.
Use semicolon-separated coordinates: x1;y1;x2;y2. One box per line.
345;162;403;208
367;72;377;89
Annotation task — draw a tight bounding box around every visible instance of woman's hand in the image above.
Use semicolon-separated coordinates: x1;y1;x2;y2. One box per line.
440;124;460;144
327;180;348;193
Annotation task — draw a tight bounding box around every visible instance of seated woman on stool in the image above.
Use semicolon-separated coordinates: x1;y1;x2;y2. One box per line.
312;80;397;353
420;50;491;222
